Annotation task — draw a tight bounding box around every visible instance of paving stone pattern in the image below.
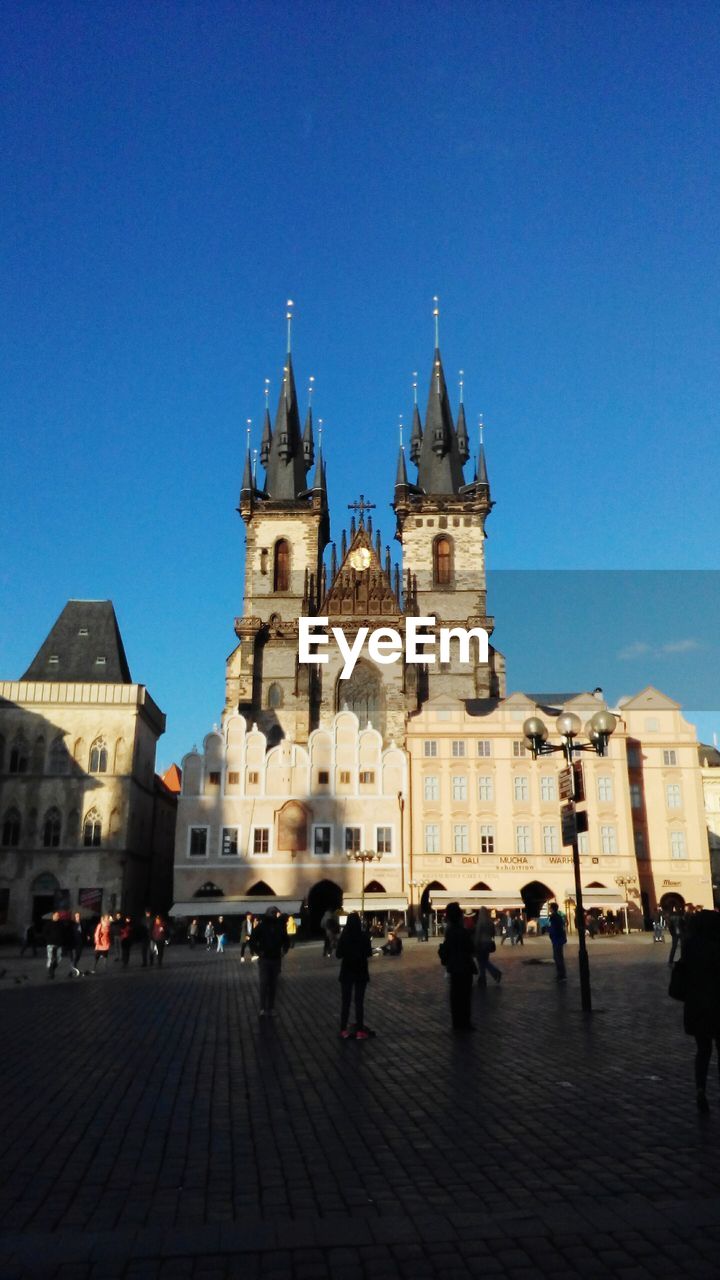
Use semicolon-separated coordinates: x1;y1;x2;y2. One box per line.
1;936;720;1278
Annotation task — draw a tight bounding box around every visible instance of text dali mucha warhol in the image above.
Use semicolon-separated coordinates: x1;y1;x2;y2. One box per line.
297;616;489;680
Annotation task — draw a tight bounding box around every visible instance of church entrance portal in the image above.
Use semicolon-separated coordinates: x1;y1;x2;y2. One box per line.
307;879;343;934
521;881;555;921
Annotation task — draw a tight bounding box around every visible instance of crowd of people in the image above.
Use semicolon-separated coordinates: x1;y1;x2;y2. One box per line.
28;909;170;977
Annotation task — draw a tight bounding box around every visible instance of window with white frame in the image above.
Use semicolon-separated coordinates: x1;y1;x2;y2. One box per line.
480;824;495;854
478;775;493;802
578;832;589;855
252;827;270;855
451;775;468;801
313;825;331;855
477;740;492;757
543;825;559;854
423;740;438;758
670;831;687;859
189;827;208;857
540;775;556;802
513;741;526;757
597;776;613;803
453;823;469;853
451;740;466;758
666;783;682;809
424;775;439;801
515;824;531;854
425;823;440;853
221;827;239;856
376;826;392;854
629;783;642;809
600;825;617;854
344;826;361;854
513;775;529;803
663;749;677;766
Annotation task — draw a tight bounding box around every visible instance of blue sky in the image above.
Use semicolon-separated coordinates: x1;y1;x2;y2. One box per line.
1;1;718;767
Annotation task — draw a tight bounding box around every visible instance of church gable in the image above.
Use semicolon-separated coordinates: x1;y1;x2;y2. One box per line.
323;524;402;620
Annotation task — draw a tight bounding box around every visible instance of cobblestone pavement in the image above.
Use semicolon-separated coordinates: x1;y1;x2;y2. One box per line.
2;934;720;1278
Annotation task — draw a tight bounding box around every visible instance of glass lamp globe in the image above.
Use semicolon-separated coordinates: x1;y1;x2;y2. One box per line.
590;710;617;736
523;716;548;742
556;712;582;738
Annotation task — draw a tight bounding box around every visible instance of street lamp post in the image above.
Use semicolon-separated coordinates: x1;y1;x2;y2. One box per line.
615;873;638;934
523;708;617;1014
346;848;383;921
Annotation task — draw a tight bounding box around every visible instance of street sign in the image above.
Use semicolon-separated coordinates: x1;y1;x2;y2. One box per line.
576;809;589;834
573;760;585;803
561;803;576;846
559;767;573;799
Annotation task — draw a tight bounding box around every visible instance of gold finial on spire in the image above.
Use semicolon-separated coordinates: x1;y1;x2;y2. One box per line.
432;295;440;348
308;374;315;409
264;377;270;409
412;371;418;405
286;299;294;353
459;370;464;404
478;413;484;445
398;413;404;448
252;448;258;482
246;418;252;450
318;417;323;447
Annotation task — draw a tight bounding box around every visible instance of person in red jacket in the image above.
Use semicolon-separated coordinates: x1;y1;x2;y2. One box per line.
93;914;112;971
151;916;167;967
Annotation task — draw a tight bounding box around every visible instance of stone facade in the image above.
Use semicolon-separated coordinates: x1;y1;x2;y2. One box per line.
0;605;175;937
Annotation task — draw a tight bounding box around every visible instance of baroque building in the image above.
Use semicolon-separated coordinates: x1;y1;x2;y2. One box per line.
0;601;176;936
172;313;712;927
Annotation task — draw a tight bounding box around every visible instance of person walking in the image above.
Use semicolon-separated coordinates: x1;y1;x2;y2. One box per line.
285;914;297;949
674;910;720;1113
67;911;85;976
438;902;477;1030
187;918;199;948
500;911;513;946
120;916;133;967
20;921;37;958
511;913;525;947
44;911;64;979
240;913;254;962
250;907;289;1017
204;920;216;952
336;912;373;1039
652;906;666;943
93;914;112;971
547;902;567;981
151;916;167;966
321;908;340;958
474;907;502;987
216;922;226;954
668;906;684;965
110;912;123;963
138;910;153;967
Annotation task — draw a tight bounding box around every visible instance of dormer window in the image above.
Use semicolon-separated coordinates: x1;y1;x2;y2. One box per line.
95;656;106;666
48;655;59;664
78;628;88;637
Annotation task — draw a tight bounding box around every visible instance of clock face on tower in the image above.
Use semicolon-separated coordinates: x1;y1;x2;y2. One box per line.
348;547;372;571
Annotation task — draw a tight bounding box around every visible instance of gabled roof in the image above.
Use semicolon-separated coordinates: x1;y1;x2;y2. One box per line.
161;763;183;793
322;524;401;619
619;686;681;711
699;744;720;768
21;601;132;683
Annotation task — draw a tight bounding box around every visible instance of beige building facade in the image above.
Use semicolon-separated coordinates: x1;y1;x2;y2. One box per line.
0;601;175;937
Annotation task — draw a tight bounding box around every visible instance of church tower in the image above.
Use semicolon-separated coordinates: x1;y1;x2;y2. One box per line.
225;307;330;744
393;303;505;701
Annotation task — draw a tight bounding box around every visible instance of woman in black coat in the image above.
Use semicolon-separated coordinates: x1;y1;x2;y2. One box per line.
680;910;720;1112
438;902;477;1030
336;912;372;1039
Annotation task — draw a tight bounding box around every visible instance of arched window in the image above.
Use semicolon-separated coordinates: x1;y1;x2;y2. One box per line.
273;539;290;592
433;535;452;586
89;738;108;774
1;808;21;848
267;682;283;709
49;736;68;775
9;735;29;774
337;660;385;737
83;808;102;847
42;807;62;848
31;735;45;772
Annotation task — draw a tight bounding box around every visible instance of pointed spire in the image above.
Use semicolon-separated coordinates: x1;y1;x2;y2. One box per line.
409;403;423;464
302;407;314;469
411;302;466;494
477;415;490;492
239;444;253;497
394;444;409;498
456;402;470;463
263;307;308;499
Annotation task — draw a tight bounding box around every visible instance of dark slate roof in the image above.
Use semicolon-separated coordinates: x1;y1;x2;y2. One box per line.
699;743;720;768
414;347;466;494
263;353;309;500
21;601;132;683
525;693;585;714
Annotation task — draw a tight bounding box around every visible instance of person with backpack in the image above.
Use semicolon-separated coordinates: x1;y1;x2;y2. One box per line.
547;902;567;981
336;912;373;1039
438;902;477;1031
474;906;502;987
250;907;289;1016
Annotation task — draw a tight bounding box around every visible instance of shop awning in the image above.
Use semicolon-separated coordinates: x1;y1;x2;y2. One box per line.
169;898;302;916
564;889;627;908
343;894;408;912
430;891;526;910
